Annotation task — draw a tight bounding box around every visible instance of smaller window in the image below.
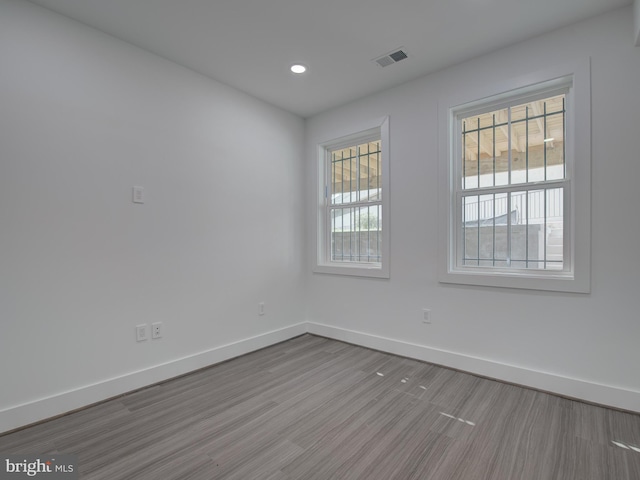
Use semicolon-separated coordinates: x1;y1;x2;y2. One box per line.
315;117;390;278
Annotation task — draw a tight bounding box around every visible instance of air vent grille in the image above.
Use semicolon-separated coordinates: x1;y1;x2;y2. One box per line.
373;48;408;68
389;50;408;62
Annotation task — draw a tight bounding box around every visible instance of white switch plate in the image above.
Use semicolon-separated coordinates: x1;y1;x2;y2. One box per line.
259;302;265;316
136;324;148;342
422;309;431;324
133;186;144;204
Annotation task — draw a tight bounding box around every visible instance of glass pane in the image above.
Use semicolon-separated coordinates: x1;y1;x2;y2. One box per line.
545;188;564;270
349;150;358;200
509;191;527;265
524;190;541;267
545;110;565;181
462;131;479;189
509;188;564;270
493;193;508;263
331;140;381;205
478;120;497;189
462;193;520;266
461;110;513;190
477;194;495;262
330;205;381;264
330;149;346;205
330;207;346;262
330;146;355;204
460;93;566;189
494;108;510;187
463;195;479;266
517;94;566;184
457;188;566;271
510;105;530;185
358;140;382;201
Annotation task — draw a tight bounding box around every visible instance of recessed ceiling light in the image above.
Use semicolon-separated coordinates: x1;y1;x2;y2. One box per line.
290;64;307;74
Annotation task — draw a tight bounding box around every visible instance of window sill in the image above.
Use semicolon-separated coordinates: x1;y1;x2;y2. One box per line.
314;262;389;279
439;267;589;293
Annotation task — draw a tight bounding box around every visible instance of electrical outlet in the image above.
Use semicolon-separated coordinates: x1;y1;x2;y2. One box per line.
258;302;265;316
136;324;148;342
151;322;163;339
422;309;431;324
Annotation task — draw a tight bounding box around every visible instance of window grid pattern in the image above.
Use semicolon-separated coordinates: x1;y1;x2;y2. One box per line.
459;95;566;270
329;140;382;264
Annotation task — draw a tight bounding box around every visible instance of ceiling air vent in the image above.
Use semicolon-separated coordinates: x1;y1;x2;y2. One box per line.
373;48;408;68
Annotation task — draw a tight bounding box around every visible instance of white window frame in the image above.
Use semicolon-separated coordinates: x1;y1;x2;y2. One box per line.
315;116;390;278
438;60;591;293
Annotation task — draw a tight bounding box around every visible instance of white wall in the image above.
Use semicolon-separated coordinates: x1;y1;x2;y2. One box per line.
0;0;306;433
305;6;640;412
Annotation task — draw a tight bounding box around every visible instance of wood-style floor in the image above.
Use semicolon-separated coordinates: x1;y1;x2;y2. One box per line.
1;334;639;479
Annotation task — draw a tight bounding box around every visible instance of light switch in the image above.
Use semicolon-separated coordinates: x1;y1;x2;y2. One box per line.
133;186;144;204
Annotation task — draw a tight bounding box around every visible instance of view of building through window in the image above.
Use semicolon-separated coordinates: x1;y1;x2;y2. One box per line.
459;93;566;270
329;140;382;264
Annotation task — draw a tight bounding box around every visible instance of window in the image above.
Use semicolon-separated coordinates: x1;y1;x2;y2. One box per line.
460;91;567;270
438;61;591;292
315;117;390;278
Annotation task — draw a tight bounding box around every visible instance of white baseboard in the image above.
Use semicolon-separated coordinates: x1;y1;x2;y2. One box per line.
307;322;640;413
3;321;638;435
0;323;307;435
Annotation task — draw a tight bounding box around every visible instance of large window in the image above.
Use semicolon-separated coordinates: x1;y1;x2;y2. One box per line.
315;117;390;278
459;92;567;270
438;62;591;292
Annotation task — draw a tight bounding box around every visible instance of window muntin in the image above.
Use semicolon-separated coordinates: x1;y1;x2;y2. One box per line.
456;92;568;272
328;140;382;265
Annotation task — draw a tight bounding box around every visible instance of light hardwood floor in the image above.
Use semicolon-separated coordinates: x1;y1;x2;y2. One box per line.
1;334;639;479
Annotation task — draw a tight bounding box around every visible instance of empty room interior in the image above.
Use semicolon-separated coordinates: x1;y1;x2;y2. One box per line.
1;0;640;478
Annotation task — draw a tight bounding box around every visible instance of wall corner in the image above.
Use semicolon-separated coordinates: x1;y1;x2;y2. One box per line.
635;0;640;46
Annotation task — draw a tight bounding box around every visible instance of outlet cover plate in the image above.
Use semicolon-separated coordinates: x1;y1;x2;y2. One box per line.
151;322;162;339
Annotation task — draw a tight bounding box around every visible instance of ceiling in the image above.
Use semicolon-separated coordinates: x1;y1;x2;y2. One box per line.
28;0;631;118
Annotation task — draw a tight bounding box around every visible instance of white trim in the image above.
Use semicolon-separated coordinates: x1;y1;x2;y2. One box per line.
438;58;591;293
306;322;640;413
314;116;390;279
0;323;307;434
3;320;638;433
